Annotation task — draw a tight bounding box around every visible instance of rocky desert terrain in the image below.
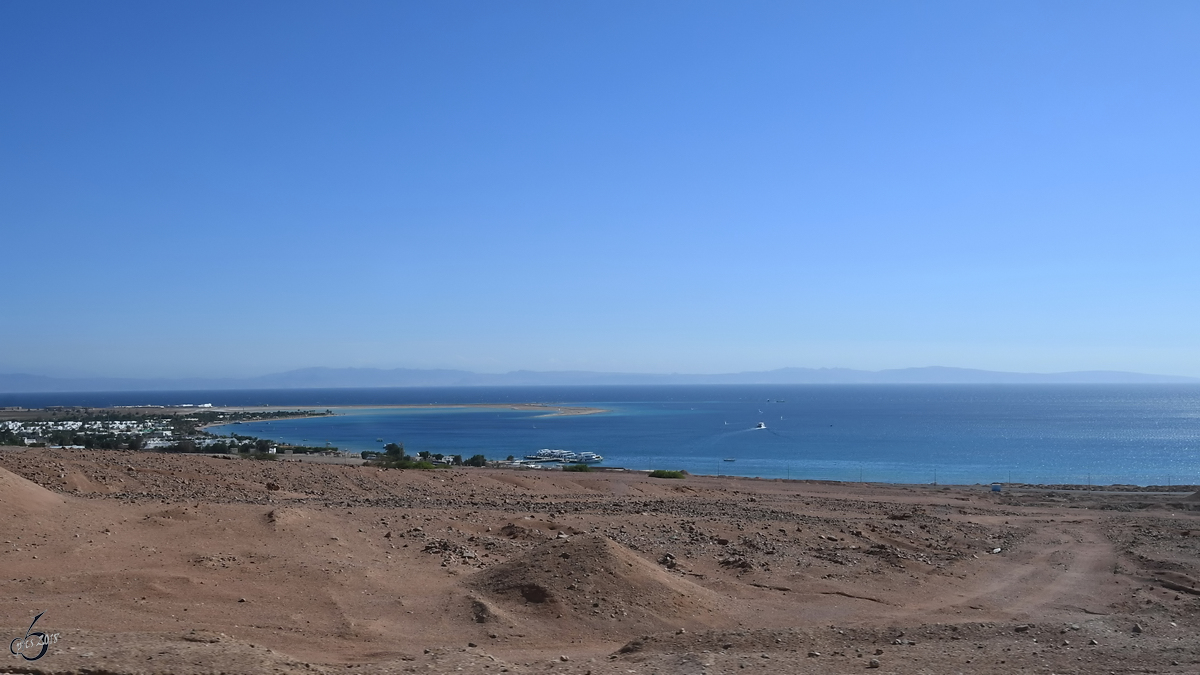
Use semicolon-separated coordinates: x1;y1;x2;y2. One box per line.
3;445;1199;674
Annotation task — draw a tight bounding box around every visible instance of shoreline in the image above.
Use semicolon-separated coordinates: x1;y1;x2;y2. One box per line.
496;463;1200;494
199;402;610;431
5;443;1194;493
210;402;610;417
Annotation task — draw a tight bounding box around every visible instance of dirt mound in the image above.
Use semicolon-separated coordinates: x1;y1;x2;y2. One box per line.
266;506;311;529
1184;491;1200;501
0;465;64;514
467;533;720;634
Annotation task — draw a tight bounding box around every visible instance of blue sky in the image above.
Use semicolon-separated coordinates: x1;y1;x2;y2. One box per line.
2;1;1199;378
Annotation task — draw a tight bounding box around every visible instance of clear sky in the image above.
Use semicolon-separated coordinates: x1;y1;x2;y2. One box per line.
3;1;1199;379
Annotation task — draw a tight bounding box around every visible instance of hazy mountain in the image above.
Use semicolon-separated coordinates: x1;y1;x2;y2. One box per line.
0;366;1195;393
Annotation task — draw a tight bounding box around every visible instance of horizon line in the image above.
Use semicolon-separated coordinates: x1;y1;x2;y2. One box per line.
1;364;1197;394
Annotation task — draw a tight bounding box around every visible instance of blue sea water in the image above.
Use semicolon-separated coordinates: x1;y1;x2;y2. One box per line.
28;384;1191;486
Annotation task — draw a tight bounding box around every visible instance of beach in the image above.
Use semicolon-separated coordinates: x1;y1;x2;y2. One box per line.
212;403;609;416
199;403;610;431
2;445;1199;674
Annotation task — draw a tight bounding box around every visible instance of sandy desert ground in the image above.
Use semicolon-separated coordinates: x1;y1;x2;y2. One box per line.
3;445;1199;674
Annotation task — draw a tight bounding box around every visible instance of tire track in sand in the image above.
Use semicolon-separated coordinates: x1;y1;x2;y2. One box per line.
903;517;1119;621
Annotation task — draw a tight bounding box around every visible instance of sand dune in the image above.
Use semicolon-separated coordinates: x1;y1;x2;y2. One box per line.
470;533;721;637
0;464;64;513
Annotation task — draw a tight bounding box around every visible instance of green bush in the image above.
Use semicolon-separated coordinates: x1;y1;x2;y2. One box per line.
649;469;686;479
464;454;488;467
562;463;593;472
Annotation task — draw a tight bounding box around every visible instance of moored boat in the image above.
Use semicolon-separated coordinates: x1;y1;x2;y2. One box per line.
521;448;604;463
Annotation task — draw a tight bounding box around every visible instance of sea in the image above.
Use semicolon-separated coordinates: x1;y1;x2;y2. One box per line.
6;384;1199;486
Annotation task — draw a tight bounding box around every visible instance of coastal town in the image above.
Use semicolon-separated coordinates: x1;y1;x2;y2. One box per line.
0;406;336;454
0;406;619;470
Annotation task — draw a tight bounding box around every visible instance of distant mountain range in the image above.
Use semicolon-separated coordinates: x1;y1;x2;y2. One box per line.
0;366;1196;393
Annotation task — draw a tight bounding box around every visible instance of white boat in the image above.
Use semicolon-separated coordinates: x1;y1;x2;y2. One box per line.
755;422;766;429
524;448;579;462
522;448;604;463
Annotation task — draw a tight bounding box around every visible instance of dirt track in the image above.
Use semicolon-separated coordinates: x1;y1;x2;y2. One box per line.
3;446;1199;674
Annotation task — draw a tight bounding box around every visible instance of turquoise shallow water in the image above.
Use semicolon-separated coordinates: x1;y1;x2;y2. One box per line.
191;384;1200;486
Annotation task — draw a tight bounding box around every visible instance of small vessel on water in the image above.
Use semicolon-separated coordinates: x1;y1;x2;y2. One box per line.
755;421;766;429
723;458;736;462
